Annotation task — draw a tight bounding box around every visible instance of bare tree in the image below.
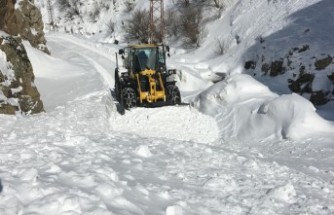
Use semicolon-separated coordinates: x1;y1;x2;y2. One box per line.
177;0;190;7
179;6;203;47
57;0;81;19
191;0;229;9
165;8;180;38
124;10;150;43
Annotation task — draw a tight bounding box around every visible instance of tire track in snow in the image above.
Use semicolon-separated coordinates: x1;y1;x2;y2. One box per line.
47;34;115;87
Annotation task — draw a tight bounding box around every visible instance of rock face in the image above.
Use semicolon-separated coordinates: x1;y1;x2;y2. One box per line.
0;0;7;30
4;0;49;53
0;0;46;114
244;43;334;106
0;36;44;114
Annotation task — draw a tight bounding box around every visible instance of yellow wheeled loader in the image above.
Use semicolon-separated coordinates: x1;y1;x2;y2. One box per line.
114;44;181;109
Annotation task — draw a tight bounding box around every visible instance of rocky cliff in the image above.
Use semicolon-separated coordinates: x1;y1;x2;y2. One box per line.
0;0;45;114
2;0;49;53
244;45;334;106
239;1;334;106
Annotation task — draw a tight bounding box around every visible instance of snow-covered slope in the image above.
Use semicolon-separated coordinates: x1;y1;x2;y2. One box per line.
37;0;334;111
194;73;334;141
1;0;334;214
190;0;334;108
1;32;334;215
193;0;324;64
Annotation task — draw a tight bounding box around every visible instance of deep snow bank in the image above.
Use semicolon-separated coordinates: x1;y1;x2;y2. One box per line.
110;106;219;144
194;74;334;141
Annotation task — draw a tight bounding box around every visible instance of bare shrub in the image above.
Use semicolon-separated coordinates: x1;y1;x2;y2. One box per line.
179;6;203;47
106;19;115;35
124;10;150;43
165;5;204;47
58;0;81;20
214;38;228;56
125;0;135;12
57;0;71;12
213;0;224;8
90;3;100;22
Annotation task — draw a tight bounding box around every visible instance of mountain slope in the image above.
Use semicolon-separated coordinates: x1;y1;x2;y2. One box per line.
192;0;334;107
0;32;333;215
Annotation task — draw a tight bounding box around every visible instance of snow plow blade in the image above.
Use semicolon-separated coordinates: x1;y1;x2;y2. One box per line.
142;101;190;108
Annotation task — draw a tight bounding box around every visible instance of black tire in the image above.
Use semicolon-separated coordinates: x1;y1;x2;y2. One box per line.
115;81;121;101
166;84;181;105
114;70;121;101
121;87;137;109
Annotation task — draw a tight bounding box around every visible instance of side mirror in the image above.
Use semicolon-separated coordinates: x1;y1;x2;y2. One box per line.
118;49;125;55
165;45;171;57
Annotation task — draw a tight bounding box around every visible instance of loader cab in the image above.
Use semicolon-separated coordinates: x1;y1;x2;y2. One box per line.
122;45;167;75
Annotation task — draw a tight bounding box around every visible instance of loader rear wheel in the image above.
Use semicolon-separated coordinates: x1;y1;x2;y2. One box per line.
166;85;181;105
115;80;121;102
114;69;121;101
122;87;137;109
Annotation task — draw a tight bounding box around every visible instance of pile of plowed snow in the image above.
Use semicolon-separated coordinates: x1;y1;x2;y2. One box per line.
110;106;219;144
194;74;334;141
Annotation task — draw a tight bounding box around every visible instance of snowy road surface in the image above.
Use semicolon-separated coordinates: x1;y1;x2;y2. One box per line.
0;33;334;215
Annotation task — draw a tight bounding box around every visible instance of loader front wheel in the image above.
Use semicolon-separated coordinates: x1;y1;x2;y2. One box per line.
122;87;137;109
166;85;181;105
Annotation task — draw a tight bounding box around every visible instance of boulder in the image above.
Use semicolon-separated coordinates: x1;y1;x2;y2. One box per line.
310;91;330;106
270;60;284;77
0;36;44;114
0;0;47;115
314;55;333;71
4;0;49;53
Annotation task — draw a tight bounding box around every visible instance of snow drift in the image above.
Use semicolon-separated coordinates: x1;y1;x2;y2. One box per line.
194;74;334;141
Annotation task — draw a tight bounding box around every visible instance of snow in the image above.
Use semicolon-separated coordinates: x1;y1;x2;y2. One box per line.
266;183;297;204
1;0;334;214
110;106;219;144
0;31;332;215
0;49;15;85
194;74;334;141
167;0;334;120
135;145;153;158
166;205;183;215
0;43;18;109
